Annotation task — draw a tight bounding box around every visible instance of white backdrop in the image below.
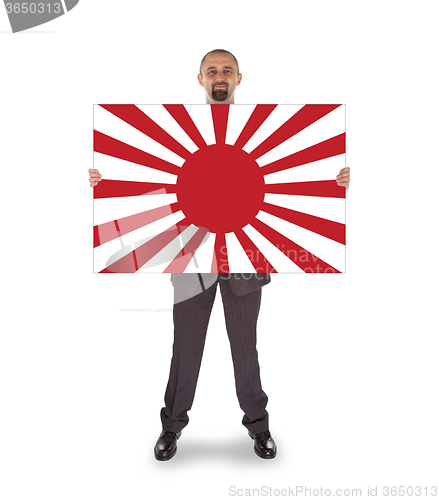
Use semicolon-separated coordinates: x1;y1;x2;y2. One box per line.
1;1;438;499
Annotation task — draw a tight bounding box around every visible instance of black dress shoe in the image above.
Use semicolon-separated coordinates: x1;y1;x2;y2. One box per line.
249;430;277;459
154;430;181;461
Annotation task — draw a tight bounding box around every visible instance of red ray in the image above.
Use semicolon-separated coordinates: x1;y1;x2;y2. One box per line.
264;180;345;198
163;227;209;272
234;228;277;273
99;105;191;160
94;202;181;248
260;133;345;175
211;105;229;145
249;104;341;160
261;202;345;245
234;104;277;149
99;217;189;273
250;218;341;273
163;104;207;150
94;130;181;176
93;179;177;199
211;232;229;273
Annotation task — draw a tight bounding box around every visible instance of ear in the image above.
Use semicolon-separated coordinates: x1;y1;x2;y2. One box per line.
197;74;204;87
237;73;242;86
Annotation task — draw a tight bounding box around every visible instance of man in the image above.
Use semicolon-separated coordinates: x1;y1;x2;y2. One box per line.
89;49;351;462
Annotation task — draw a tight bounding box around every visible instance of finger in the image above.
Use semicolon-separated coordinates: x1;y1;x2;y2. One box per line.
337;181;349;189
89;169;100;173
337;173;350;181
337;170;350;178
339;167;350;174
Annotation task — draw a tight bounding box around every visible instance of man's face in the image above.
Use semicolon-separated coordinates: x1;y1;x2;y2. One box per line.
198;53;242;104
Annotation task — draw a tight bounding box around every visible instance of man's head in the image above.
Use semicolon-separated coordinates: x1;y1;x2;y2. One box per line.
198;49;242;104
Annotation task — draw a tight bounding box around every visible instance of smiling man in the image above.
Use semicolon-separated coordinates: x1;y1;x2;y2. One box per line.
88;49;351;462
155;50;276;462
197;50;242;103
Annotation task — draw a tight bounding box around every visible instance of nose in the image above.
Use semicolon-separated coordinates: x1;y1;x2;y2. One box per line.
215;71;229;80
214;76;227;84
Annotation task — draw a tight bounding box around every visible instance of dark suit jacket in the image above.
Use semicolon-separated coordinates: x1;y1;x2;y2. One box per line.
171;273;270;296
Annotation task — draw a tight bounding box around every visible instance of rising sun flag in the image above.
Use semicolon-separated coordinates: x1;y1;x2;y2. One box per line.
93;104;346;273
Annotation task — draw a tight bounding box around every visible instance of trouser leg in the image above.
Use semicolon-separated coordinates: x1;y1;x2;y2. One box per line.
219;277;269;435
160;281;217;433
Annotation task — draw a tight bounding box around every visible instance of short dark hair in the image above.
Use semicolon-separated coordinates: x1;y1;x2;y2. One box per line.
199;49;240;76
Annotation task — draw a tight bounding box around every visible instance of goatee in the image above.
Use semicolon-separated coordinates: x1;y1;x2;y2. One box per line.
212;87;228;102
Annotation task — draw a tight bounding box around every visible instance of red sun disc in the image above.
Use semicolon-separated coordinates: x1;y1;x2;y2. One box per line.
176;144;265;233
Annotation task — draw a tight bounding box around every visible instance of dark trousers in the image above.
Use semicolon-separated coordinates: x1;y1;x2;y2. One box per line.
160;275;269;435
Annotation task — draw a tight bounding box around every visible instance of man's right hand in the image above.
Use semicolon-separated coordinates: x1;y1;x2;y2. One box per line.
89;169;102;188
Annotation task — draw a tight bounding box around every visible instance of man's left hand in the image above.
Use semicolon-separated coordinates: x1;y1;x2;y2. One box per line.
336;167;350;190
